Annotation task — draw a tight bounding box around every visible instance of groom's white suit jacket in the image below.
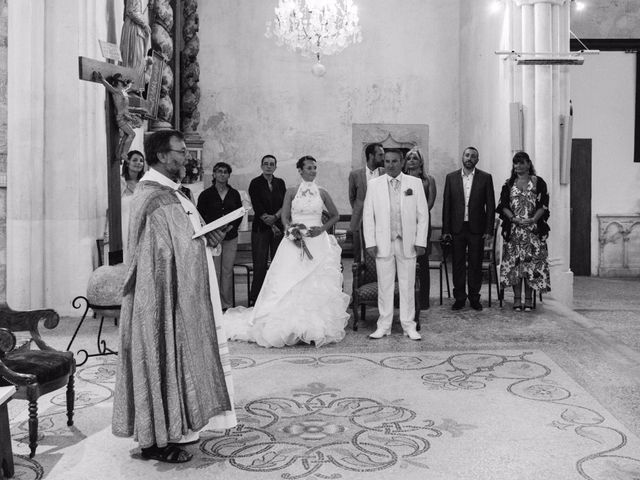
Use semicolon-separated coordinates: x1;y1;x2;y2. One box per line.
362;173;429;258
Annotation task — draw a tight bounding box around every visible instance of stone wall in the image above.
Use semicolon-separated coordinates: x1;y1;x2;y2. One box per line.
571;0;640;38
0;0;6;304
198;0;462;215
571;52;640;274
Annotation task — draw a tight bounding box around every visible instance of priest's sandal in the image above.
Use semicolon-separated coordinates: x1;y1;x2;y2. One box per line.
141;445;193;463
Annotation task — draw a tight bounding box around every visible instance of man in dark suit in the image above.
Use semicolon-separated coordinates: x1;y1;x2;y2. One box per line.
248;154;286;304
442;147;495;311
348;143;384;261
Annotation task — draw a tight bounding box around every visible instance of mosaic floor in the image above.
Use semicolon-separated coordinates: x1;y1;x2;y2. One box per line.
8;350;640;479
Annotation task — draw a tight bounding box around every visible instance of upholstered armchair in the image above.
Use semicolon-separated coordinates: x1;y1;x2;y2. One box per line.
0;305;75;458
351;245;421;332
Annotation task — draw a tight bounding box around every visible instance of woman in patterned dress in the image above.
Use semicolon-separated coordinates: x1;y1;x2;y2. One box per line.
498;151;551;311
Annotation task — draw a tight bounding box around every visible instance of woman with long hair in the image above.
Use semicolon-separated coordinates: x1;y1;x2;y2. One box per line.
104;150;145;264
497;151;551;311
403;147;437;308
121;149;145;195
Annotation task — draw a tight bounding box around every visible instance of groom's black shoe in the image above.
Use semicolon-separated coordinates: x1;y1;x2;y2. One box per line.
470;300;483;311
451;300;465;311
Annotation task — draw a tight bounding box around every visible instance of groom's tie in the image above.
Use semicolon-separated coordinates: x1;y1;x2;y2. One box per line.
389;177;402;239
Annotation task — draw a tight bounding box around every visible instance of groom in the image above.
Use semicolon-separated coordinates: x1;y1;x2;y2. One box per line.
362;149;429;340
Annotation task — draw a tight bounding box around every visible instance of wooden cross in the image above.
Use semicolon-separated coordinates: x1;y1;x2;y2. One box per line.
78;52;164;265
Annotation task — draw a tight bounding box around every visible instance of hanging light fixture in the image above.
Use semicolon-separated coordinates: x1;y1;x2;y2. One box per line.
266;0;362;76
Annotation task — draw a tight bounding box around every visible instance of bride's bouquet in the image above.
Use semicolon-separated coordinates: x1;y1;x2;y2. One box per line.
285;224;313;260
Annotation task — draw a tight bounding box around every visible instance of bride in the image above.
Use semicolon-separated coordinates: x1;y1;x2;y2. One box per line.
222;155;350;348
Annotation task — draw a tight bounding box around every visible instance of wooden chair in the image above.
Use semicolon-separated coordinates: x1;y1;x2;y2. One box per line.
481;218;502;307
0;385;15;478
0;305;75;458
351;232;421;332
428;229;451;305
96;238;105;268
232;240;254;307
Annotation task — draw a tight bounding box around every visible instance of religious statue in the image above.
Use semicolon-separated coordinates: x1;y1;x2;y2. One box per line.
93;71;142;163
120;0;151;70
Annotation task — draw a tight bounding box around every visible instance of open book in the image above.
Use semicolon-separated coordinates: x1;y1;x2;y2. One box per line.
192;206;247;239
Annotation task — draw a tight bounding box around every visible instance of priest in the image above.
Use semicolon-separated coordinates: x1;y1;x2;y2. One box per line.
112;129;236;463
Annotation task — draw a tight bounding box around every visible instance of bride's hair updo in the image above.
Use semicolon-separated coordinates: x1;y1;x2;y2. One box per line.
296;155;316;170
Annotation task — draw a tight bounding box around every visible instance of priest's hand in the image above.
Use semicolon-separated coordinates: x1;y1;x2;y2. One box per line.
205;225;231;248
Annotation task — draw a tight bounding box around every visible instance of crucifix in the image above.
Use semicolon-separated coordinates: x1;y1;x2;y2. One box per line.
78;51;164;265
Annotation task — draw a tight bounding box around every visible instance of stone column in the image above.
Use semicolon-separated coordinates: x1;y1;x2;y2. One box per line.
0;0;6;304
149;0;175;130
514;0;573;305
181;0;200;136
549;1;573;303
521;2;535;154
7;1;109;314
7;0;47;308
181;0;204;185
534;2;552;181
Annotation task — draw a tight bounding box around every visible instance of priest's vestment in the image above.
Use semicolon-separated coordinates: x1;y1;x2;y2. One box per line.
112;173;236;448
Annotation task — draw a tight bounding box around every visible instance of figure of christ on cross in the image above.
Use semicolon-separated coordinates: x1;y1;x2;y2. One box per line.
93;71;141;164
78;55;160;265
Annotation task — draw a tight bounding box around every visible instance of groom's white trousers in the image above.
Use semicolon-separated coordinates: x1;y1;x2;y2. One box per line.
375;237;416;332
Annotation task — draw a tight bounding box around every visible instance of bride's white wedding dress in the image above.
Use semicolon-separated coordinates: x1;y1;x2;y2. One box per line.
222;181;350;348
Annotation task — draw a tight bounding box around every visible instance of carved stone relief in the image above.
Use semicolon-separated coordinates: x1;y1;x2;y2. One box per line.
597;215;640;276
351;124;430;170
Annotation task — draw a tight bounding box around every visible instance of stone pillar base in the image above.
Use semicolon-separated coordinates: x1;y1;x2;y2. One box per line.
549;268;573;307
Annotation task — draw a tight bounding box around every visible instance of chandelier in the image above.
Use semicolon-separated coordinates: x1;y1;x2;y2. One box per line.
266;0;362;76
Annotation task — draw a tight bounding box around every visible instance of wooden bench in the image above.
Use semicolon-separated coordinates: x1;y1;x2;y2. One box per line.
0;386;15;479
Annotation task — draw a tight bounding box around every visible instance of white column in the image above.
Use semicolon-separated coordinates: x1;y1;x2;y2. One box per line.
534;2;552;181
549;1;573;304
8;1;110;314
509;1;523;105
43;0;112;314
521;3;535;155
514;0;572;305
7;0;46;308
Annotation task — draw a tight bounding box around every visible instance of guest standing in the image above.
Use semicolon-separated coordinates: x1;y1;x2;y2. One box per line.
248;155;286;304
363;149;429;340
113;130;236;463
442;147;495;311
404;147;437;308
104;150;145;264
348;143;384;261
497;151;551;311
198;162;244;310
